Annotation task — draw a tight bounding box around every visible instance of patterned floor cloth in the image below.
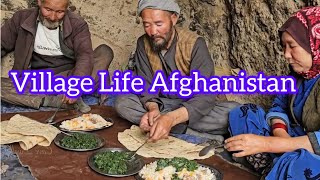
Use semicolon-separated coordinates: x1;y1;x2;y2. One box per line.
1;94;116;179
1;94;116;114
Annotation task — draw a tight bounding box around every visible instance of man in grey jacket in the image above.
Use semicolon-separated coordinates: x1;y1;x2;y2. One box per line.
115;0;239;142
1;0;113;112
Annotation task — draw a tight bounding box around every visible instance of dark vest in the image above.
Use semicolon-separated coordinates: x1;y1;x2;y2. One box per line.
290;77;320;132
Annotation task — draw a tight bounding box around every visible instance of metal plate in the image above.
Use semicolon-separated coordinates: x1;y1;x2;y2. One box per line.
88;148;145;177
54;132;105;152
135;163;223;180
55;116;114;132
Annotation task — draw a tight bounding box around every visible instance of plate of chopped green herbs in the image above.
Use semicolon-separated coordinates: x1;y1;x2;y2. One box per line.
136;157;223;180
88;148;145;177
54;132;105;151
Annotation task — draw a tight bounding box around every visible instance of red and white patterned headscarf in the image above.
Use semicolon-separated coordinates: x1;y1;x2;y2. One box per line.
279;7;320;79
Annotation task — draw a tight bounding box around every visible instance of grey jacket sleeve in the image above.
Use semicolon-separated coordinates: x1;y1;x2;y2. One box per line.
69;19;93;76
181;38;216;124
134;36;161;109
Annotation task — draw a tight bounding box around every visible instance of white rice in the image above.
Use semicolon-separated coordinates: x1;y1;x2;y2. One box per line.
59;113;113;130
139;161;216;180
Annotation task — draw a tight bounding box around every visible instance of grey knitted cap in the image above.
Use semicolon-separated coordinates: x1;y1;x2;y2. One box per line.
137;0;180;16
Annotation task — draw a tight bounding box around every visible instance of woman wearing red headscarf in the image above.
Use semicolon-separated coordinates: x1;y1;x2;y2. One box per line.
226;7;320;179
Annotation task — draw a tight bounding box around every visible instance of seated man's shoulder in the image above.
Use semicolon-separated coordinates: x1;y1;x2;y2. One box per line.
176;27;199;37
137;35;147;47
11;7;38;19
3;8;38;26
138;33;148;40
175;27;202;44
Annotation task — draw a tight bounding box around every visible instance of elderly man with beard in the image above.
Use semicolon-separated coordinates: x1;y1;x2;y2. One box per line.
115;0;239;142
1;0;114;112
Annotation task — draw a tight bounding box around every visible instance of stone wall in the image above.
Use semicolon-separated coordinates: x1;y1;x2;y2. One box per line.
176;0;319;107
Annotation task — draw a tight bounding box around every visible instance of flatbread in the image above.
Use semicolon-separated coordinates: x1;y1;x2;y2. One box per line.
1;114;60;150
118;125;215;160
1;121;45;150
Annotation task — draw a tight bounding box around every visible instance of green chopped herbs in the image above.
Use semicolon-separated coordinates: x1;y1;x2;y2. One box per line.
156;157;198;172
60;133;98;149
94;151;131;174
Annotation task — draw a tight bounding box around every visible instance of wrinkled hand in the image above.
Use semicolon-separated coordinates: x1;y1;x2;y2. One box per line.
62;95;77;104
225;134;269;157
148;114;173;142
140;107;160;132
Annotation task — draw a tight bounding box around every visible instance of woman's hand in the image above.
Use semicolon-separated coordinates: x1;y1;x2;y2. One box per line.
226;134;314;156
225;134;270;157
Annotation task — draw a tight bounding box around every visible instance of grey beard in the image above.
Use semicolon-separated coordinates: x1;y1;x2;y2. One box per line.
149;37;169;52
148;27;174;53
39;15;61;29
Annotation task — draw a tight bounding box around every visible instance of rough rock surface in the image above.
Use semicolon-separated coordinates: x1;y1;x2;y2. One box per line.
1;0;319;108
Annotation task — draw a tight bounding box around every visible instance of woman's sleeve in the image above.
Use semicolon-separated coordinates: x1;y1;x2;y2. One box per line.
265;94;290;126
308;131;320;155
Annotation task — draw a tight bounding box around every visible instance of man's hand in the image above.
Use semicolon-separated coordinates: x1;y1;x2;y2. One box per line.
140;102;160;132
140;109;160;132
225;134;269;157
62;95;77;104
147;107;189;142
148;114;173;142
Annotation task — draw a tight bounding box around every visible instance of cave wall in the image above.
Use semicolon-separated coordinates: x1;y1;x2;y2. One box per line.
1;0;319;108
174;0;317;106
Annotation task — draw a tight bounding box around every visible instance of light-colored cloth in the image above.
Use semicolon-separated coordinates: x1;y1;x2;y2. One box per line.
137;0;180;15
34;22;63;56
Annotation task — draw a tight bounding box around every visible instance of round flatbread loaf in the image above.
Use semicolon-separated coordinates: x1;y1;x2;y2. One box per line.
1;121;46;150
1;114;60;150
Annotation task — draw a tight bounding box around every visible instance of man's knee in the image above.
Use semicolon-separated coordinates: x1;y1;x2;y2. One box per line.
1;77;13;86
94;44;114;62
114;95;128;114
92;44;114;79
114;94;145;124
190;101;242;134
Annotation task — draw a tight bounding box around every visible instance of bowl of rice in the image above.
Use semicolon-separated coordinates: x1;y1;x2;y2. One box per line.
58;113;113;132
137;157;222;180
